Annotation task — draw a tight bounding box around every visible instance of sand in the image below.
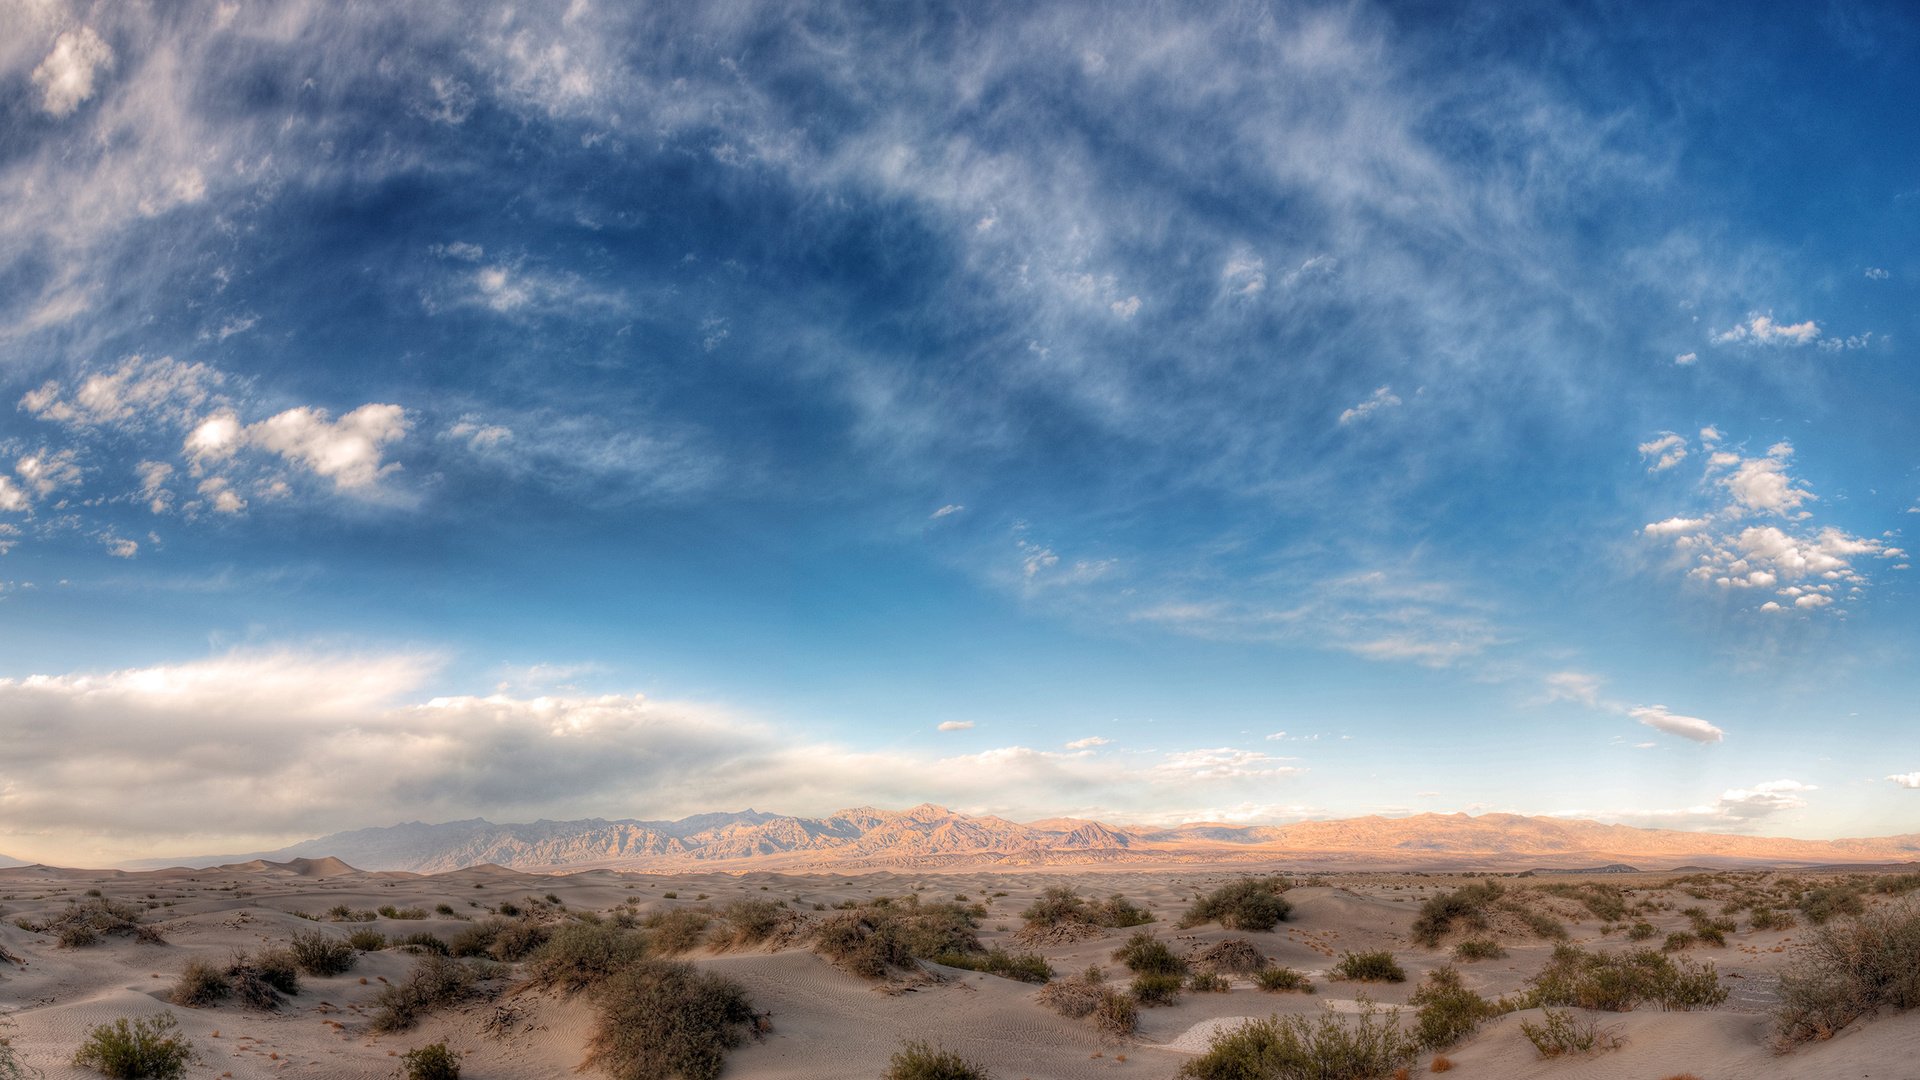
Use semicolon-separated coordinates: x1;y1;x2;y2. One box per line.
2;864;1915;1079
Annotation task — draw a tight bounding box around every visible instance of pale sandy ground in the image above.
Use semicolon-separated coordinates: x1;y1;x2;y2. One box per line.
3;863;1916;1079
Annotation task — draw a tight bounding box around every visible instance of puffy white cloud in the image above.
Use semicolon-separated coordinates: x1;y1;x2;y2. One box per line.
1864;267;1889;280
1065;736;1111;749
1673;351;1697;365
15;450;81;497
1643;516;1709;537
1713;779;1814;819
936;720;974;732
1638;432;1688;472
19;355;223;429
1888;773;1920;790
1629;704;1724;743
244;404;410;491
1338;386;1402;425
31;26;114;118
0;649;1318;864
102;536;138;559
0;476;29;513
1711;312;1820;346
1720;443;1811;516
184;409;244;466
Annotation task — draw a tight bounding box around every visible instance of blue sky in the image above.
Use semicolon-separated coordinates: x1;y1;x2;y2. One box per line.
1;0;1916;864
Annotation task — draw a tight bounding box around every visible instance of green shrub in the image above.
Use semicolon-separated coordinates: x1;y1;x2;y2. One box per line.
371;955;480;1033
1748;907;1796;932
1411;882;1503;946
1662;931;1695;952
40;898;163;948
1021;887;1152;931
327;905;377;922
1772;899;1920;1046
1626;922;1656;941
169;959;230;1007
347;928;387;951
1331;950;1405;983
379;905;429;920
1519;1008;1618;1058
1131;971;1184;1005
1452;938;1505;962
1409;967;1499;1050
1253;967;1312;993
1180;878;1292;932
527;922;650;993
884;1039;994;1080
396;932;451;956
929;947;1053;984
1177;1002;1420;1080
1113;930;1187;976
1797;886;1866;926
72;1014;193;1079
584;960;761;1080
288;930;357;976
643;908;713;954
1189;971;1231;993
402;1042;461;1080
718;899;787;947
1522;944;1726;1012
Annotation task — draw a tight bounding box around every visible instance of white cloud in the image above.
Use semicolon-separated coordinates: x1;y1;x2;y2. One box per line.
102;536;138;559
1888;773;1920;790
1338;386;1402;425
1720;443;1810;516
1629;704;1725;744
930;504;964;519
19;355;223;429
197;476;246;515
1699;426;1722;445
184;409;244;466
1151;748;1301;781
936;720;974;732
1711;313;1820;346
244;404;410;491
1673;351;1697;365
1110;295;1142;320
31;26;115;118
0;476;29;513
1713;779;1814;819
15;450;81;497
1638;432;1688;472
1541;671;1605;708
446;417;513;451
1221;251;1267;297
1065;736;1110;750
1864;267;1889;280
1643;516;1709;537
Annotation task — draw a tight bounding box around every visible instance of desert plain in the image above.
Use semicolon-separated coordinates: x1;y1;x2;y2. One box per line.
3;859;1916;1080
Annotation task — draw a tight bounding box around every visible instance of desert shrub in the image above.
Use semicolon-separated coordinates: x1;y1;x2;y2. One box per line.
253;949;302;995
717;899;786;947
72;1014;193;1079
643;908;713;954
1523;944;1725;1012
527;922;650;993
1189;971;1231;993
1662;932;1695;952
401;1042;461;1080
169;959;231;1007
1748;907;1796;932
884;1039;995;1080
1626;921;1656;941
1797;886;1866;926
379;905;429;920
0;1022;28;1080
1411;882;1503;946
371;955;480;1033
396;932;451;956
1870;873;1920;897
1181;878;1292;932
1132;971;1184;1005
1331;950;1405;983
1452;938;1505;962
40;898;163;948
1409;968;1499;1050
808;897;983;978
1177;1002;1420;1080
434;903;456;917
584;959;761;1080
1194;939;1267;975
1037;968;1139;1035
288;930;357;976
327;905;377;922
1098;894;1155;927
1253;967;1312;993
1021;887;1152;931
1113;930;1187;976
1772;900;1920;1046
348;928;387;951
490;920;551;961
1519;1008;1618;1058
929;947;1053;984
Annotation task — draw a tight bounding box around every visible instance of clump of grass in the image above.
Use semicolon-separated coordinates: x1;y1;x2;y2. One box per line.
1538;883;1628;922
287;930;357;976
885;1039;995;1080
1772;899;1920;1047
1452;938;1505;962
36;898;163;948
1748;907;1796;932
1178;1002;1420;1080
1409;967;1500;1050
1113;930;1187;976
929;947;1053;984
72;1013;193;1079
1411;882;1504;946
527;922;650;993
1331;950;1406;983
1037;967;1139;1036
1180;877;1292;932
1519;1008;1619;1058
370;955;481;1033
1188;971;1231;993
1522;943;1726;1012
402;1041;461;1080
1662;931;1696;952
396;932;451;956
1193;938;1266;975
1132;971;1184;1005
1253;967;1313;993
584;959;763;1080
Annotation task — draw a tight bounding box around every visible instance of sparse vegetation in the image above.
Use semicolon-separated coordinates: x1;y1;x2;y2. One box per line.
1177;1002;1421;1080
347;928;387;951
1409;967;1500;1050
1411;882;1504;946
643;908;713;954
1519;1008;1619;1058
1522;943;1726;1012
1132;971;1184;1005
1189;971;1231;993
1772;899;1920;1047
810;897;983;979
1452;938;1504;962
370;955;481;1033
1037;968;1139;1036
1113;930;1187;976
716;899;788;948
288;929;357;976
1180;878;1292;932
401;1042;461;1080
169;959;231;1007
884;1039;995;1080
527;922;650;992
33;898;163;948
1193;939;1267;975
583;959;762;1080
1331;950;1406;983
1253;967;1312;993
929;947;1053;984
72;1014;193;1079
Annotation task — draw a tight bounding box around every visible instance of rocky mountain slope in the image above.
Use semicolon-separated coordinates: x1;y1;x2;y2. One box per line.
130;805;1920;874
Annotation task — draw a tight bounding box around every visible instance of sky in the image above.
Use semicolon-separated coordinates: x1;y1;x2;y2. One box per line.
1;0;1917;866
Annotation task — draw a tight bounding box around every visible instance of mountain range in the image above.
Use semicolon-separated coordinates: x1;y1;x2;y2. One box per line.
122;805;1920;875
